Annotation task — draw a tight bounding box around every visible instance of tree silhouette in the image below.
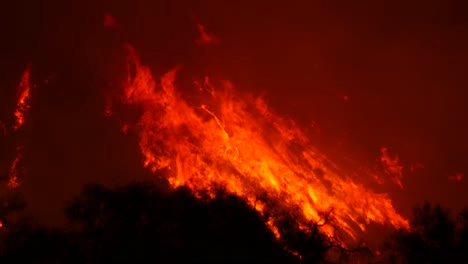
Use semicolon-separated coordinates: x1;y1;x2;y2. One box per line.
457;207;468;263
0;180;372;263
384;201;468;264
63;181;294;263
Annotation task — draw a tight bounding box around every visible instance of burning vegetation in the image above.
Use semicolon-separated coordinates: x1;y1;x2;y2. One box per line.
106;44;409;246
2;4;467;262
1;17;410;255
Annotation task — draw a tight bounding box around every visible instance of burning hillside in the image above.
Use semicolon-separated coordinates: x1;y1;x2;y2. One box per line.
104;43;409;244
0;11;412;247
2;1;468;262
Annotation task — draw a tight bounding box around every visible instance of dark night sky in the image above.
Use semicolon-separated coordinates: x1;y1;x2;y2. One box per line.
1;0;468;234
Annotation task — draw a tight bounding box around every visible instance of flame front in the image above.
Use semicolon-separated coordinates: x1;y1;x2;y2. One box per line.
119;45;408;243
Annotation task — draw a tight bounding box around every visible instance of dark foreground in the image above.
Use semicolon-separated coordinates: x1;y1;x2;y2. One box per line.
0;179;467;263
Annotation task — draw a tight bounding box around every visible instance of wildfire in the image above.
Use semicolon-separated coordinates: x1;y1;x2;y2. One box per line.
114;45;409;243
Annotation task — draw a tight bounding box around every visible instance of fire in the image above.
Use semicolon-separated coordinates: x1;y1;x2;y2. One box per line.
115;45;409;243
8;152;21;189
378;147;404;189
7;65;33;188
13;64;32;131
195;22;219;45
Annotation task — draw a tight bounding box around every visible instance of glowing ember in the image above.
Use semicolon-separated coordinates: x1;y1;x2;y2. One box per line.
115;45;408;243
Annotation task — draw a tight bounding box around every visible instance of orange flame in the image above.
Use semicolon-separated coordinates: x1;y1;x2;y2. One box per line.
13;65;32;131
8;65;33;188
118;45;409;243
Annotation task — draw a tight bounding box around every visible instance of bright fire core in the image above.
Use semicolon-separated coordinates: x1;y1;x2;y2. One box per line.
115;45;408;244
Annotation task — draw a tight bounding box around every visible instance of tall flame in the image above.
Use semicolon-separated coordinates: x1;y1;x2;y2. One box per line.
13;64;32;131
8;65;33;188
118;45;408;243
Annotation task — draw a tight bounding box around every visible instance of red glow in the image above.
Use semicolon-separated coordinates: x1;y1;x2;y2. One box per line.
8;145;23;189
379;147;404;189
103;13;117;28
449;172;463;182
195;23;219;45
410;163;425;172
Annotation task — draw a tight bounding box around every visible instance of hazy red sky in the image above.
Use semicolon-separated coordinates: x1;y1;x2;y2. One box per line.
1;0;468;232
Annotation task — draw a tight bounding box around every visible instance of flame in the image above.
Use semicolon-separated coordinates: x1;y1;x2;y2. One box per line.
8;145;24;189
8;154;21;189
379;147;404;189
117;45;408;243
195;22;219;45
13;65;32;131
7;65;33;188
